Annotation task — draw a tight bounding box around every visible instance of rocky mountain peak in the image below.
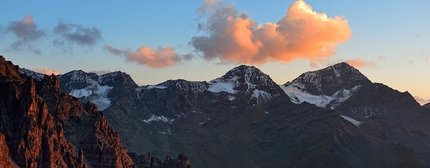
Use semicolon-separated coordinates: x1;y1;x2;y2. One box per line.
0;56;136;167
147;79;208;92
220;65;276;86
99;71;137;87
58;70;139;111
281;62;372;108
58;70;99;91
20;68;45;81
285;62;371;96
211;65;279;92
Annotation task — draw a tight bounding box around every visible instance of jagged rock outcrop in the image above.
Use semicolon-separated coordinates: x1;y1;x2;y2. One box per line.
0;56;135;167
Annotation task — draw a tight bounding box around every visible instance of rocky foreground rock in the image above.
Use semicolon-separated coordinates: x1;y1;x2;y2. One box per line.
0;56;191;167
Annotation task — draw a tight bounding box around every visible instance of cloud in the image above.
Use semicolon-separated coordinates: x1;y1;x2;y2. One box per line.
414;96;429;105
104;45;182;68
53;20;102;48
345;59;376;68
32;68;60;75
90;70;112;75
190;0;351;64
4;15;45;55
378;56;386;61
0;25;5;37
309;58;376;68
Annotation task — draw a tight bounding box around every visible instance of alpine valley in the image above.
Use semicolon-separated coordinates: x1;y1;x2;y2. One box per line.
2;55;430;167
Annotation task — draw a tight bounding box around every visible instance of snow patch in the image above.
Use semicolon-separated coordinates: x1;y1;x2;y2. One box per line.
281;84;361;108
145;85;168;89
333;67;341;78
228;95;236;101
70;89;92;98
68;77;113;111
199;118;211;126
251;90;272;104
20;68;45;81
142;115;174;124
208;81;236;94
341;115;361;127
281;85;334;107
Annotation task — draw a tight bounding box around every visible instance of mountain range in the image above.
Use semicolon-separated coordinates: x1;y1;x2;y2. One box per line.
2;55;430;167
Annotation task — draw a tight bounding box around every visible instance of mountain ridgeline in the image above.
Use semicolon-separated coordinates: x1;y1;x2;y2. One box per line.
0;56;191;168
2;55;430;167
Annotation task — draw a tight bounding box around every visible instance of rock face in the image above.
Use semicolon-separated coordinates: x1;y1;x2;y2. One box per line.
57;70;138;111
52;61;429;167
424;103;430;109
129;152;192;168
282;62;372;109
0;56;134;167
282;62;430;165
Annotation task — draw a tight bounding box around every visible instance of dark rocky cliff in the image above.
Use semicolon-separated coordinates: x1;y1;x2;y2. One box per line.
0;56;191;168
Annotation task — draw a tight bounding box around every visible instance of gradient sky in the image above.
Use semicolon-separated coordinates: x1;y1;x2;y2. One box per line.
1;0;429;105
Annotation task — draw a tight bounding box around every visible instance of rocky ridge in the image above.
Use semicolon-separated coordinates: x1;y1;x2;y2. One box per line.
283;62;430;164
1;56;192;168
282;62;372;109
48;61;430;167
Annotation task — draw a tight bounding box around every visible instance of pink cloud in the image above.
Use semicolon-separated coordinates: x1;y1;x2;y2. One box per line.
104;45;182;68
345;59;376;68
32;68;60;75
191;0;351;64
414;96;430;105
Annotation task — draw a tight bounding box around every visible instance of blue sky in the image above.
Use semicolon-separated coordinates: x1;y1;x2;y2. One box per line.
1;0;429;104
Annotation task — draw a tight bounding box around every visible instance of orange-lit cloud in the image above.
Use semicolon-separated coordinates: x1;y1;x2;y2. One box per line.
345;59;376;68
191;0;351;64
309;58;376;68
414;96;430;105
104;45;182;68
32;68;60;75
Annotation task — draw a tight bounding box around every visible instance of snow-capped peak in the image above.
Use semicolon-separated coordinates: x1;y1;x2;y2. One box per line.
220;65;277;87
59;70;114;111
282;62;371;109
209;65;279;93
208;65;281;105
98;71;137;87
20;68;45;81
